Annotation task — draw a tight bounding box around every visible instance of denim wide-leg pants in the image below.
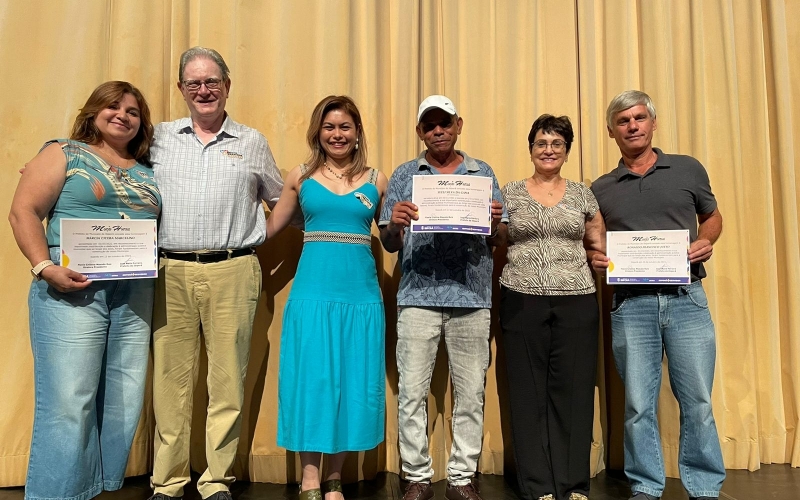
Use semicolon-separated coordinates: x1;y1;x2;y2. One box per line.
25;251;153;500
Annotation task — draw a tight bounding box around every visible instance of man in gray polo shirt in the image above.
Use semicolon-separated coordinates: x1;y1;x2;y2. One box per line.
590;90;725;500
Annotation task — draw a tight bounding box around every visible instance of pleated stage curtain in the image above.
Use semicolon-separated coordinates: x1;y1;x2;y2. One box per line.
0;0;798;487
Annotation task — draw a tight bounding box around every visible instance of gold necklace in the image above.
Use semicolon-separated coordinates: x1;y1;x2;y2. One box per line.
91;145;133;169
324;162;345;180
531;176;562;197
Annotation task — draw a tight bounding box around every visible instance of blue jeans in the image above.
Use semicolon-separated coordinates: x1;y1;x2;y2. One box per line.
25;249;153;500
611;281;725;498
396;306;490;485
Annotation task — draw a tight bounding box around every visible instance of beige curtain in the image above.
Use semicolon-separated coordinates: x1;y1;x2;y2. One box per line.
1;0;798;487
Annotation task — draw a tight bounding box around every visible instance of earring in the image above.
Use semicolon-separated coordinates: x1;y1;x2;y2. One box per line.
355;138;359;151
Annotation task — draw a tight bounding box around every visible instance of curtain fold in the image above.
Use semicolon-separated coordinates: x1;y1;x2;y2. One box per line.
0;0;797;487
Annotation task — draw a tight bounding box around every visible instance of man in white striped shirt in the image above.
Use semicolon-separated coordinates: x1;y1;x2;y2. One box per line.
148;47;284;500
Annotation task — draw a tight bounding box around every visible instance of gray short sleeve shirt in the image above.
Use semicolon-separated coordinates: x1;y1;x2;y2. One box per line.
590;148;717;280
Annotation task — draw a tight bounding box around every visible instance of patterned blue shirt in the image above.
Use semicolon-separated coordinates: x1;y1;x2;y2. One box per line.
379;151;507;308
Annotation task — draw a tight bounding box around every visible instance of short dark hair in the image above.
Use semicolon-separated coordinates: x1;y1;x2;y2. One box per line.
70;81;154;163
528;114;574;153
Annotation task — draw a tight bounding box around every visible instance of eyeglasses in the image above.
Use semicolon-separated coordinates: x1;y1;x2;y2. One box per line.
531;140;567;152
182;78;224;92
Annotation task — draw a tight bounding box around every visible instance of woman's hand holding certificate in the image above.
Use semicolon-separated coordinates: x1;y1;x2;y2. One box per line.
60;218;158;280
606;230;691;284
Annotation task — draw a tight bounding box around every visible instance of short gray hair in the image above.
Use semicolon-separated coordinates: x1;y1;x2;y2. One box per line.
178;46;231;82
606;90;657;128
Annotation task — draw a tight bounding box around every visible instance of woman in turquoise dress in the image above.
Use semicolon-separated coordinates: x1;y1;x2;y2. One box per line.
267;95;387;500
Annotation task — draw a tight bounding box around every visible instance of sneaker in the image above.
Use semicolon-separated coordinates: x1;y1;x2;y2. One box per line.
569;494;589;500
204;492;233;500
537;495;555;500
403;481;434;500
629;494;660;500
148;494;182;500
445;482;482;500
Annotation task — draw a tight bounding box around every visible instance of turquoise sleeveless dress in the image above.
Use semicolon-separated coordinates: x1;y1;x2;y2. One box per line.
277;168;385;453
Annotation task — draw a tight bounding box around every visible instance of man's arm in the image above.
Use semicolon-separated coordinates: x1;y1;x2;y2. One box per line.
689;208;722;263
379;201;417;253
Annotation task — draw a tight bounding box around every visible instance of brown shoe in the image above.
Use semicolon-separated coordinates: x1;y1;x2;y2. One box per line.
403;481;434;500
445;482;482;500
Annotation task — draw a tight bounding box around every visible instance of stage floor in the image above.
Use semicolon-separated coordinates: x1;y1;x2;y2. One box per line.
1;465;796;500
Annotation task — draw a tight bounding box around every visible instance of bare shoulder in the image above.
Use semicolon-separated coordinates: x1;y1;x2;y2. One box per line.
24;142;68;176
275;164;305;194
34;142;67;162
375;170;389;188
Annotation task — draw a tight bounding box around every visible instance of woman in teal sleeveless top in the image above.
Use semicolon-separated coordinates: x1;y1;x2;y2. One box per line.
267;96;387;500
9;81;160;500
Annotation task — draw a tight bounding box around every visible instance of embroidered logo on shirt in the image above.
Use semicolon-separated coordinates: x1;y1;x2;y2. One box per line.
354;192;374;209
220;149;243;159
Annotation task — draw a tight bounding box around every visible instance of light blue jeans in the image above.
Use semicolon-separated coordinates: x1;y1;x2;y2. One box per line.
396;306;490;486
611;281;726;498
25;249;153;500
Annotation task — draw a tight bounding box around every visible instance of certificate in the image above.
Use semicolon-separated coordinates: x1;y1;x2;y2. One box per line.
606;230;690;285
411;174;492;235
60;219;158;280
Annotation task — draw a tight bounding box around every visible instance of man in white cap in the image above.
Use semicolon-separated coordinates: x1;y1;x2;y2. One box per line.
379;95;507;500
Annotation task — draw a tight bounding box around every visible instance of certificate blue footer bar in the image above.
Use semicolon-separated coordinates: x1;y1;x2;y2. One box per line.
85;270;158;280
411;224;490;235
608;276;691;284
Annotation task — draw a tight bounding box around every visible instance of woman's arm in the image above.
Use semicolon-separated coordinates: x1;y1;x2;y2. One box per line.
266;165;303;239
9;143;92;292
373;171;389;228
584;209;607;271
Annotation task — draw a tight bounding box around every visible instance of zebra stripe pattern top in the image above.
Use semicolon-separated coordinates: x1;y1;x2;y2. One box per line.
500;178;599;296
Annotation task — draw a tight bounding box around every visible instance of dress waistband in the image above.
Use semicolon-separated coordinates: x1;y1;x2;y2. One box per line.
303;231;371;245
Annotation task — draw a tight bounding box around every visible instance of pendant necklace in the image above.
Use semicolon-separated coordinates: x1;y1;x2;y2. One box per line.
533;176;561;196
324;162;345;180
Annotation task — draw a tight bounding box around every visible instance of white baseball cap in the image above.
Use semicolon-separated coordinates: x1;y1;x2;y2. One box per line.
417;95;458;123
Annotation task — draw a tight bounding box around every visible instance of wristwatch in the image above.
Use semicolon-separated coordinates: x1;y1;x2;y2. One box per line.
31;260;55;280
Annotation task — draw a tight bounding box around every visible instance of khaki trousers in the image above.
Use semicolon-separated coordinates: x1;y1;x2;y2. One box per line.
150;254;262;498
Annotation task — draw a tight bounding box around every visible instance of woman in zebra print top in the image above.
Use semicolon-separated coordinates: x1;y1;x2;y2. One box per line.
499;114;605;500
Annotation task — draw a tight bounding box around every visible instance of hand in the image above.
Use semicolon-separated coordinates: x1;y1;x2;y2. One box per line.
689;238;713;263
387;201;418;235
590;253;610;273
489;200;504;233
39;265;92;293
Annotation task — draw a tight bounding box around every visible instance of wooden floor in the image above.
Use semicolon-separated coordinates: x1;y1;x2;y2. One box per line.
1;466;797;500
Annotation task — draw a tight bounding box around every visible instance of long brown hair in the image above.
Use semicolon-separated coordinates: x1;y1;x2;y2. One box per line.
70;81;154;163
302;95;368;182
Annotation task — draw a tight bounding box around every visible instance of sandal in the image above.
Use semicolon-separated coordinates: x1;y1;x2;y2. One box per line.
321;479;343;497
299;488;322;500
